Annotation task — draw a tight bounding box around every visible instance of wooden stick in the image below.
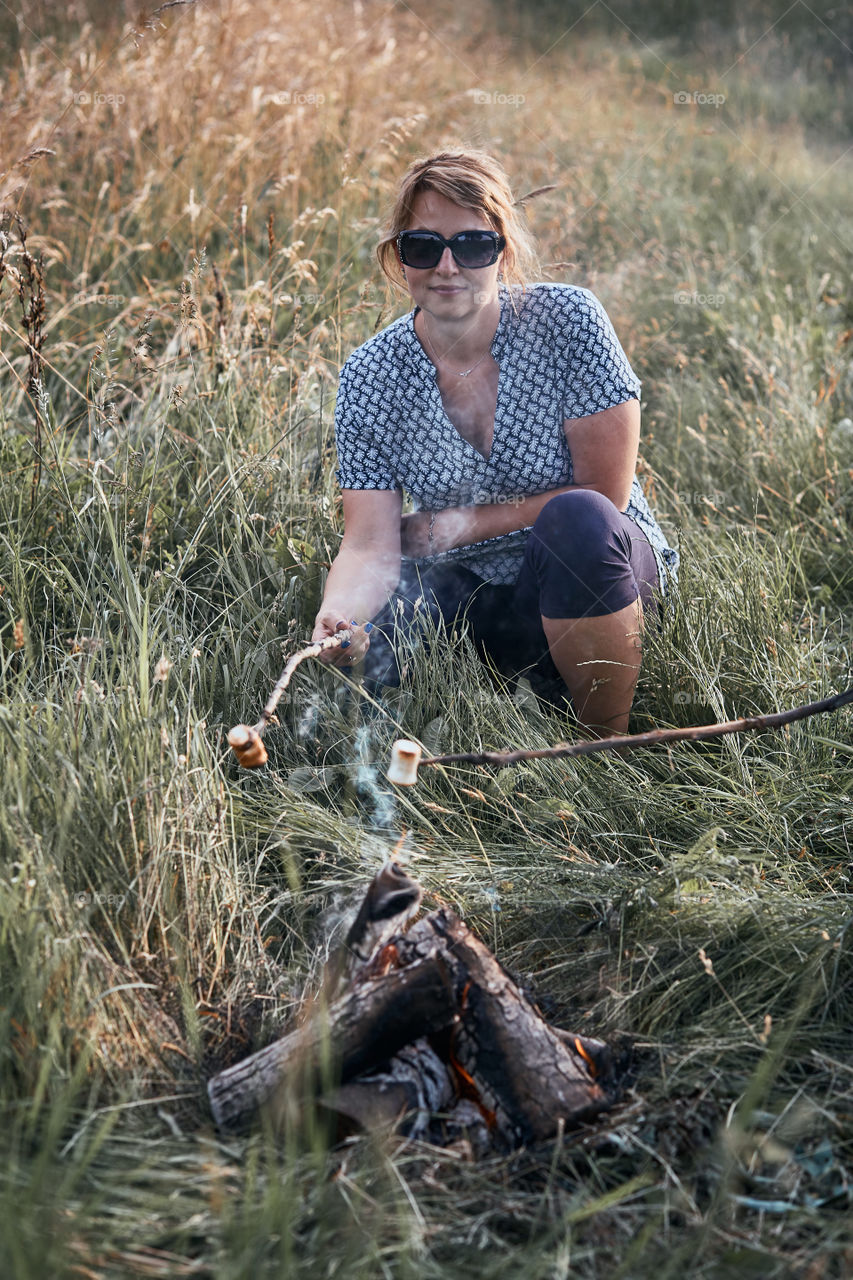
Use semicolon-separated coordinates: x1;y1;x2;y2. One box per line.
417;686;853;772
227;630;353;768
258;630;354;729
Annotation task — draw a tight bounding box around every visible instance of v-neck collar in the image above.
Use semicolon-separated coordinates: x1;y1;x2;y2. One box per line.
405;284;514;381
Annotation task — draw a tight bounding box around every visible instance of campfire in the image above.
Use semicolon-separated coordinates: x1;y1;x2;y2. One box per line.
207;861;613;1150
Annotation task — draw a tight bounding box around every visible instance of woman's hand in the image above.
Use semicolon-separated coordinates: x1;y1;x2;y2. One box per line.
311;489;402;669
311;612;373;668
400;507;475;557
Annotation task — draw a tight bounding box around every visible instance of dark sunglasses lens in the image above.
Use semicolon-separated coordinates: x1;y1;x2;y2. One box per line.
400;234;443;269
452;232;500;267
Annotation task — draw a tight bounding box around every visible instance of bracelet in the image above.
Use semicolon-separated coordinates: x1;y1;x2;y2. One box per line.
427;510;437;556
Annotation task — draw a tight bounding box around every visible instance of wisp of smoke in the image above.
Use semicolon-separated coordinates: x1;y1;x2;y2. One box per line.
351;723;399;830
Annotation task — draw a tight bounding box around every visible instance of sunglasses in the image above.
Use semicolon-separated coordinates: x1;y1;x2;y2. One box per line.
397;229;506;270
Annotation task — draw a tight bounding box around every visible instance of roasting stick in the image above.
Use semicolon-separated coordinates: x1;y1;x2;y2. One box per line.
387;687;853;785
228;630;354;768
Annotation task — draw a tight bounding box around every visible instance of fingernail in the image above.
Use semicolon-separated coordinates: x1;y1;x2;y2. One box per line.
364;622;374;634
341;639;351;649
349;619;357;626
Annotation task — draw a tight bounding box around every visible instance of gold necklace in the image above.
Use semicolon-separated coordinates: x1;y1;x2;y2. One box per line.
422;314;492;378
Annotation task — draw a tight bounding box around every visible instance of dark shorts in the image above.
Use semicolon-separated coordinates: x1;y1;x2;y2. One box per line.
363;490;660;702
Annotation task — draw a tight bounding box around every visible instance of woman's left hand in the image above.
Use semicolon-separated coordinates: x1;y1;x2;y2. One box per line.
401;507;479;557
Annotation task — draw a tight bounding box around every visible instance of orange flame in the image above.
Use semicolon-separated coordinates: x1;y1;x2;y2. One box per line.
447;1043;497;1130
574;1036;598;1078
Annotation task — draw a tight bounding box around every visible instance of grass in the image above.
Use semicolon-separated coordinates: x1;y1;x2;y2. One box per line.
1;0;852;1275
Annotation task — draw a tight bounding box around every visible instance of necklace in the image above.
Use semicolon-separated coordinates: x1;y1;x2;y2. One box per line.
422;314;492;378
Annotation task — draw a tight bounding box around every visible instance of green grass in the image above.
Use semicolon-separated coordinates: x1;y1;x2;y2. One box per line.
1;0;852;1275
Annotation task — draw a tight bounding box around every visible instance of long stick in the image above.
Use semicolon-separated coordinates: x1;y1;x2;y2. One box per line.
416;686;853;772
227;630;352;767
258;630;353;728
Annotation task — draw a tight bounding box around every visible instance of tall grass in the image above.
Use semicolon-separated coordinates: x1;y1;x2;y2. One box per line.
1;0;852;1274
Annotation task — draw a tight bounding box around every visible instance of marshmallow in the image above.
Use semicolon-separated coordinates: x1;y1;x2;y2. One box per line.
227;724;268;768
387;739;422;786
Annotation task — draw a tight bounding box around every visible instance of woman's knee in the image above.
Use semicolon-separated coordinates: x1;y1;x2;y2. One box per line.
524;491;641;618
532;490;623;551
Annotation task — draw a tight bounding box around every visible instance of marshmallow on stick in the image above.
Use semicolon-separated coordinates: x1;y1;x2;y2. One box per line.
387;739;423;786
228;629;353;769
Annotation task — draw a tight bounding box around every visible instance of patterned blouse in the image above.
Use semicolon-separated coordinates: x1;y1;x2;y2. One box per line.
334;283;679;592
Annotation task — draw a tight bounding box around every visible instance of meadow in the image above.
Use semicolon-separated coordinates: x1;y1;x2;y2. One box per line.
1;0;851;1274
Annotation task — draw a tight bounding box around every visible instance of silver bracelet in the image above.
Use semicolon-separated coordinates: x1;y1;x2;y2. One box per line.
427;510;437;555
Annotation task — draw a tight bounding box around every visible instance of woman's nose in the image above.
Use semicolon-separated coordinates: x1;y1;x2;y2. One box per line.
434;246;459;273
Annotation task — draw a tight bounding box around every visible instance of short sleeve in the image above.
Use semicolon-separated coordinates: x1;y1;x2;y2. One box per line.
333;357;399;490
558;289;641;420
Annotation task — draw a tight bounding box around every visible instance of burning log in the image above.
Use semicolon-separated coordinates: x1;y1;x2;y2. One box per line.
207;955;456;1131
207;863;612;1148
395;910;611;1146
318;1038;456;1140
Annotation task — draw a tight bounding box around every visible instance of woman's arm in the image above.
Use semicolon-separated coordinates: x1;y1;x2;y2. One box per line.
312;489;403;663
402;399;640;557
563;397;639;511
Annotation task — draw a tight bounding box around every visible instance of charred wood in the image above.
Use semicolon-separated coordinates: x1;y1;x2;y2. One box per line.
208;954;456;1130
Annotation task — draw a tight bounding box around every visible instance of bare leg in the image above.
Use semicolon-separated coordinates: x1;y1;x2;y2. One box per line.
541;598;644;736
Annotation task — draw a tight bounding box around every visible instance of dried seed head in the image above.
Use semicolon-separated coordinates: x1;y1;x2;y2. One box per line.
153;654;172;683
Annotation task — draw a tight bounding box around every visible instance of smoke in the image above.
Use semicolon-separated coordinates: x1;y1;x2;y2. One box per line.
351;723;399;831
296;692;322;740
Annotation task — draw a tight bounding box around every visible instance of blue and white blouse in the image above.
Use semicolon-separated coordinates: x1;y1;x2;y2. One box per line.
334;283;679;592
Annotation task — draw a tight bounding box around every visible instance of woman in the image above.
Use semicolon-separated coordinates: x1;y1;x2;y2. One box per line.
312;149;678;734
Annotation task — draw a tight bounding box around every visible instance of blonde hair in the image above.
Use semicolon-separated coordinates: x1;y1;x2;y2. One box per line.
376;149;538;293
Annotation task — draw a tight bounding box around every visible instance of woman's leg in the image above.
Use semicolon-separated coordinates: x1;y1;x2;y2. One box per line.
513;491;660;734
540;599;644;734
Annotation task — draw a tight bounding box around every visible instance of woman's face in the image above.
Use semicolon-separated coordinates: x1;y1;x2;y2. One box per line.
400;189;503;324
